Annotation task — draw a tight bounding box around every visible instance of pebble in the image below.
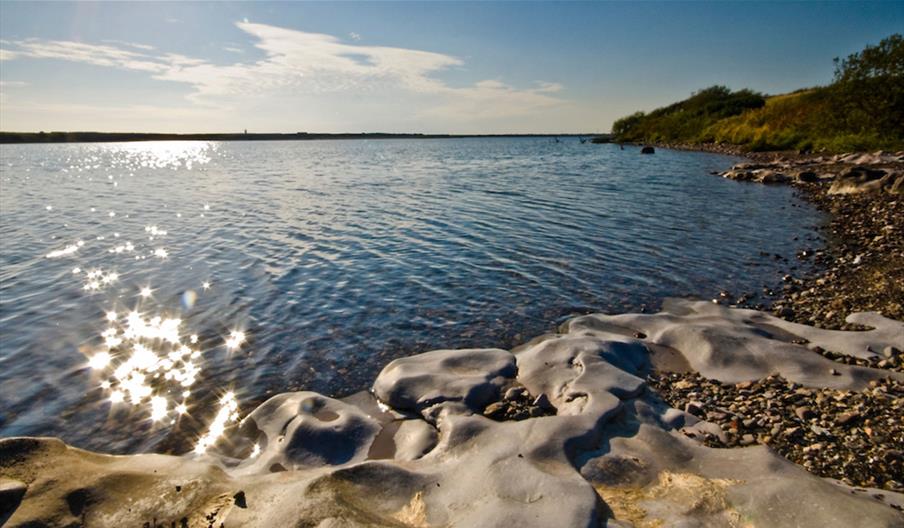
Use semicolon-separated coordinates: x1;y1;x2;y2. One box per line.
648;371;904;492
795;406;816;421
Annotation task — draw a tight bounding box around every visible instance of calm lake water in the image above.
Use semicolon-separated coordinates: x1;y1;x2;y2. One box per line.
0;138;825;453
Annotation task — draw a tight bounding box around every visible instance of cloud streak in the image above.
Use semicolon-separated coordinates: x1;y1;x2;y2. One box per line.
1;21;566;124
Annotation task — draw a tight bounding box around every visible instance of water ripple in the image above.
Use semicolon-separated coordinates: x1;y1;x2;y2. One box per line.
0;138;826;453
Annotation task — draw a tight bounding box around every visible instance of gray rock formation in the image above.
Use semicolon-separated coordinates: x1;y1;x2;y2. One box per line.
718;154;904;194
2;299;902;527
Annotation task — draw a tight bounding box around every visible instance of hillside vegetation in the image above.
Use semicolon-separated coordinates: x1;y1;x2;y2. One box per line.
612;34;904;153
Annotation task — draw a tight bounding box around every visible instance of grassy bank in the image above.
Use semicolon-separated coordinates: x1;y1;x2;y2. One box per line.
612;34;904;153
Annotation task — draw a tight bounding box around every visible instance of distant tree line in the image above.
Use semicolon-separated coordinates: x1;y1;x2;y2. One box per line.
611;34;904;152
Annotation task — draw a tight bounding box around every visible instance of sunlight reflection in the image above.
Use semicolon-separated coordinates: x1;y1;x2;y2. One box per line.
33;139;243;451
99;141;214;171
145;225;168;237
194;391;239;455
85;302;248;451
46;240;84;258
225;331;246;350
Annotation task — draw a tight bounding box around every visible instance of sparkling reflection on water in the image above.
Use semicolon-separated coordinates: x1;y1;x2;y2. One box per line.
0;139;825;453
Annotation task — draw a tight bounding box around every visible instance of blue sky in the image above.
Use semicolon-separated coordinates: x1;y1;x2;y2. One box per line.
1;1;902;133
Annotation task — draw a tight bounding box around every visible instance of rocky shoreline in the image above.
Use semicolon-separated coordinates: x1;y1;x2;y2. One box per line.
634;143;903;331
714;150;903;342
646;145;904;496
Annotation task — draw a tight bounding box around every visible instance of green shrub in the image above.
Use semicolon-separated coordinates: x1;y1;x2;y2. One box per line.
610;34;904;153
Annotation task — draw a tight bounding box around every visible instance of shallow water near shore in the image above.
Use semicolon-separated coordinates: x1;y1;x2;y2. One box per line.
0;138;826;454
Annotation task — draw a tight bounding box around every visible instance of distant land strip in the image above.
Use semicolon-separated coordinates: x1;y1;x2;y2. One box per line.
0;131;609;144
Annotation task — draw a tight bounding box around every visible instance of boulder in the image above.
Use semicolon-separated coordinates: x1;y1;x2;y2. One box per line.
722;169;755;181
794;170;819;183
828;166;891;195
756;170;791;184
223;392;382;473
372;348;516;420
641;146;655;154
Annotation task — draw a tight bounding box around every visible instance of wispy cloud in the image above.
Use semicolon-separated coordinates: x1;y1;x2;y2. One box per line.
223;46;244;54
349;32;361;41
3;38;171;72
101;40;156;51
1;21;566;123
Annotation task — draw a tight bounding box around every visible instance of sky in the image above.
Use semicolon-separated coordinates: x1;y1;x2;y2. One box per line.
1;1;902;134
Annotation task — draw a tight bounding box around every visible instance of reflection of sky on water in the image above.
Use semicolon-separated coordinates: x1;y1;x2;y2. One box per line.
0;138;827;454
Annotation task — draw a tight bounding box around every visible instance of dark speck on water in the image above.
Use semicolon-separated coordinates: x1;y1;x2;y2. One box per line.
0;138;825;453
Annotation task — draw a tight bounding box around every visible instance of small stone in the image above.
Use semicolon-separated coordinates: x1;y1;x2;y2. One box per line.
504;387;527;401
740;434;756;446
233;490;247;508
836;412;860;426
511;410;529;421
484;402;505;416
811;425;830;436
707;411;728;421
884;450;903;462
684;401;705;417
795;406;816;421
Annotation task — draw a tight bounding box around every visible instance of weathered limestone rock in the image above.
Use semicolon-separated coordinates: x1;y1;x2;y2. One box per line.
222;391;382;474
372;348;516;421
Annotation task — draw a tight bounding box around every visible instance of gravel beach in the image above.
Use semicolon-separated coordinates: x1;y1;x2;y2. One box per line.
648;146;904;495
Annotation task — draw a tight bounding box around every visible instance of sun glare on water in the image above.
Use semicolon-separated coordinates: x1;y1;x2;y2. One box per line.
85;290;248;452
41;141;253;455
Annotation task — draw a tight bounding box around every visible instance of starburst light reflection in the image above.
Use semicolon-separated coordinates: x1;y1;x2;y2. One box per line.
87;304;248;451
225;331;246;350
194;391;240;455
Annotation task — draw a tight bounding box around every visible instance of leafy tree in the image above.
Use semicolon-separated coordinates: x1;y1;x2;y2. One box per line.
611;111;645;138
610;86;764;142
830;33;904;139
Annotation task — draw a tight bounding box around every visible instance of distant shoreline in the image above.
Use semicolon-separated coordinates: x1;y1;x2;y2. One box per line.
0;131;608;144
